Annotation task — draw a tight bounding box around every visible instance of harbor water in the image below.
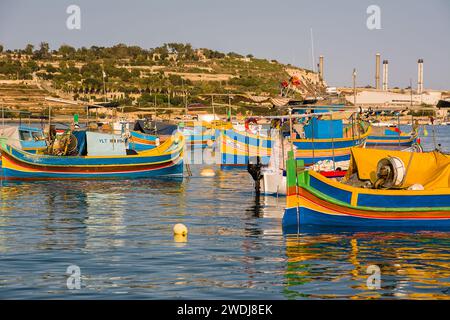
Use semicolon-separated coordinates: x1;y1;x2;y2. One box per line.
0;126;449;299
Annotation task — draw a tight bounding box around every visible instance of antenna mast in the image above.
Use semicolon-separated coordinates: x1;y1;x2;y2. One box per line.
310;28;315;72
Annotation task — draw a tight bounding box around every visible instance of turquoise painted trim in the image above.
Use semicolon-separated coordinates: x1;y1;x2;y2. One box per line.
130;131;158;142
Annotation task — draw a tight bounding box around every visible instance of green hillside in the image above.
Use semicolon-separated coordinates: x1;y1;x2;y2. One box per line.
0;42;325;115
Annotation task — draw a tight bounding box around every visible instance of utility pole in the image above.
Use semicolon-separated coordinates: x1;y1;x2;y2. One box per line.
154;94;157;119
185;92;188;116
102;64;107;103
410;78;413;107
228;95;232;121
310;28;315;72
182;78;188;116
1;102;4;127
353;68;357;107
211;95;215;118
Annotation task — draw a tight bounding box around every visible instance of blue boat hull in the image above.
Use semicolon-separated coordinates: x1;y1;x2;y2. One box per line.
283;206;450;229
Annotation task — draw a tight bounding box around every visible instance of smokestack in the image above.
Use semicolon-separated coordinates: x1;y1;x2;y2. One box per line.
417;59;424;94
382;60;389;91
319;55;324;80
375;53;381;90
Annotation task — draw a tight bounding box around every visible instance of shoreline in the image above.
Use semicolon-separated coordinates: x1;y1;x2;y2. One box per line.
0;116;446;126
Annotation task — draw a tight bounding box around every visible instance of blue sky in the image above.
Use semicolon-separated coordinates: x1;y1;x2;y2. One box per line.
1;0;449;89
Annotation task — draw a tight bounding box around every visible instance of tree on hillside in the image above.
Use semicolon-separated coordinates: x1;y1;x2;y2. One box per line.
80;62;102;78
34;42;50;59
165;43;195;60
228;52;243;59
151;45;169;60
25;60;39;72
58;44;76;59
127;46;147;59
202;48;225;59
24;44;34;55
0;44;3;53
110;44;130;59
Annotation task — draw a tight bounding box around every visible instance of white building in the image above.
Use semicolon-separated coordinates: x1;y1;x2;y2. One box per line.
345;90;442;107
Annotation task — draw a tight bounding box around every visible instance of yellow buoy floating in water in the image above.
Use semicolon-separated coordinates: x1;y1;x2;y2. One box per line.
173;223;188;243
173;223;188;236
174;234;188;243
200;168;216;177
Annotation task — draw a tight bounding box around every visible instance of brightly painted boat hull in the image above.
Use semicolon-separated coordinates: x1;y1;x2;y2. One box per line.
0;135;184;180
282;150;450;230
366;127;418;147
283;193;450;229
0;160;183;179
220;124;370;167
366;135;417;147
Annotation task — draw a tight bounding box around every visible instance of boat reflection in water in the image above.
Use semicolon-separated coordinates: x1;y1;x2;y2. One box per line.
284;229;450;299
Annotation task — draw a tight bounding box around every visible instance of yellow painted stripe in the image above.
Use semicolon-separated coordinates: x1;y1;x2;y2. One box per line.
351;192;358;206
286;194;345;216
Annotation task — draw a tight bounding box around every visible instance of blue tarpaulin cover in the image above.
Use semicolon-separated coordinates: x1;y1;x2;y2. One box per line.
73;130;87;156
304;118;343;139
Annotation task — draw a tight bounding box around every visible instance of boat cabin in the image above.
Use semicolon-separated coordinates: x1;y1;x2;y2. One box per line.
0;125;47;154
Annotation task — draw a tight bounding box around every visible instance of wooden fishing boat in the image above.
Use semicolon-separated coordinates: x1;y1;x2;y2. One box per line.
283;148;450;229
366;126;418;147
0;132;184;180
221;112;369;168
